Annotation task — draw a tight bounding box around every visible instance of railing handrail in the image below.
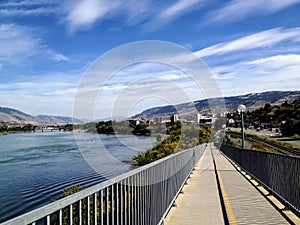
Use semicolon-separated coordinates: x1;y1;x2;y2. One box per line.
2;144;206;225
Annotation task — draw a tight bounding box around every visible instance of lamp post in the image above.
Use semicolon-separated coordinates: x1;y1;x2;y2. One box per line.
238;104;247;149
222;124;226;145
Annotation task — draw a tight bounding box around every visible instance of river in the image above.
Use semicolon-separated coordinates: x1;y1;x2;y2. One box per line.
0;131;156;222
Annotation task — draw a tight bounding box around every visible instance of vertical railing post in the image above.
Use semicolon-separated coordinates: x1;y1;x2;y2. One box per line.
116;183;119;225
120;181;125;225
106;187;109;225
124;179;127;225
46;215;50;225
59;209;62;225
69;204;73;225
134;175;137;225
87;196;90;225
100;190;104;225
112;185;114;225
131;176;134;225
79;200;82;225
93;193;97;225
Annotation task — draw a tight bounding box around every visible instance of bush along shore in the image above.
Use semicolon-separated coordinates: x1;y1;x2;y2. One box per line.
133;122;211;166
76;120;211;166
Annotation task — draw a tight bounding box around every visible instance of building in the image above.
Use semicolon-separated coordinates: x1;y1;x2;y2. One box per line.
196;113;202;124
170;114;179;123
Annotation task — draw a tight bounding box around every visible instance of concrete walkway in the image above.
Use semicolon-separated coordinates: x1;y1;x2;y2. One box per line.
164;143;291;225
164;144;224;225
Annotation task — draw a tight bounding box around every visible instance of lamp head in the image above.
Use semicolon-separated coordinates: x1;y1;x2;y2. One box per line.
237;104;247;113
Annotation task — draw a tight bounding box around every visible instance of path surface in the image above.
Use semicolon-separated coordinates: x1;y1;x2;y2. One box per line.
163;144;224;224
164;143;291;225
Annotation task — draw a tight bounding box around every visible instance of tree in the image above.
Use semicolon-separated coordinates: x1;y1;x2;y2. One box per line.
52;185;98;225
281;119;295;137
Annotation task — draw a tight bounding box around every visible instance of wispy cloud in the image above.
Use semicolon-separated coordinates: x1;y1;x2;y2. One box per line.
0;24;38;62
247;54;300;68
65;0;120;32
146;0;204;30
210;54;300;96
0;7;55;17
0;0;58;7
0;23;70;65
207;0;300;23
0;0;58;17
0;74;78;116
196;27;300;58
47;50;70;62
63;0;208;32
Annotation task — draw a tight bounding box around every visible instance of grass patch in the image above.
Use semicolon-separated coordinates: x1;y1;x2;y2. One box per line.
226;130;300;151
290;134;300;139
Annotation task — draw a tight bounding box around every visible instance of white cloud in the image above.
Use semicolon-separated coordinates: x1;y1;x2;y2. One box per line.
0;8;54;17
95;77;202;119
0;78;78;116
0;24;38;61
147;0;204;30
0;24;70;64
247;54;300;67
196;27;300;58
210;54;300;96
123;0;151;26
66;0;120;32
63;0;207;32
208;0;300;23
0;0;58;7
52;53;70;62
0;0;58;17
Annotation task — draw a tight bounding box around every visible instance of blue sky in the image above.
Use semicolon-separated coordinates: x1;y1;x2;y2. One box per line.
0;0;300;119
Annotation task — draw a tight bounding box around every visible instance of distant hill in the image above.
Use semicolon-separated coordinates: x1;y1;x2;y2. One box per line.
134;91;300;118
0;107;39;124
2;91;299;124
0;107;83;124
36;115;83;124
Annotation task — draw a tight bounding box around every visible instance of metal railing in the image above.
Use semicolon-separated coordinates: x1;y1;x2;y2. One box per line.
220;145;300;215
2;144;206;225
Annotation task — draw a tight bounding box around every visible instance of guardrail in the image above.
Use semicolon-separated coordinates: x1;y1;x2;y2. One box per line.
220;145;300;215
2;144;206;225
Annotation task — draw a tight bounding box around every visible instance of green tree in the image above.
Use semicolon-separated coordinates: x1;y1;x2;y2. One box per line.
281;119;295;137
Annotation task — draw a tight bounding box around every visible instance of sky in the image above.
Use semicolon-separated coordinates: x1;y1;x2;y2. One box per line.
0;0;300;119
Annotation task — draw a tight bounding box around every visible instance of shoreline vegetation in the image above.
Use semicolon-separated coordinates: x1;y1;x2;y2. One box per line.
74;120;212;166
0;123;74;135
133;122;211;166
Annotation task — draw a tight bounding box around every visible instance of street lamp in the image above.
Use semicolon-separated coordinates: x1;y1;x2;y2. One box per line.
238;104;247;149
222;124;226;145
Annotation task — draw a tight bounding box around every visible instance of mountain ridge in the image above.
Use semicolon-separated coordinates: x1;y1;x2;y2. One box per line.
0;107;83;124
1;91;299;124
133;91;300;118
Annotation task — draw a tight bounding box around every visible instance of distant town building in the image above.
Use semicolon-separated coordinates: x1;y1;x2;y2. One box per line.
170;114;179;123
129;119;140;126
196;113;201;124
199;116;213;126
154;116;164;124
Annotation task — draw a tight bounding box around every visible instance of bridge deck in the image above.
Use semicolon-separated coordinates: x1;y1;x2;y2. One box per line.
164;143;291;225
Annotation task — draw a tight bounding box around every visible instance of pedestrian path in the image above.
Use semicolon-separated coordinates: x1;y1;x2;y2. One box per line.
163;144;224;225
163;143;291;225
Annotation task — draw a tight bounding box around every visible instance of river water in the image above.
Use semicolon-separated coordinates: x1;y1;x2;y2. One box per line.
0;131;156;222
